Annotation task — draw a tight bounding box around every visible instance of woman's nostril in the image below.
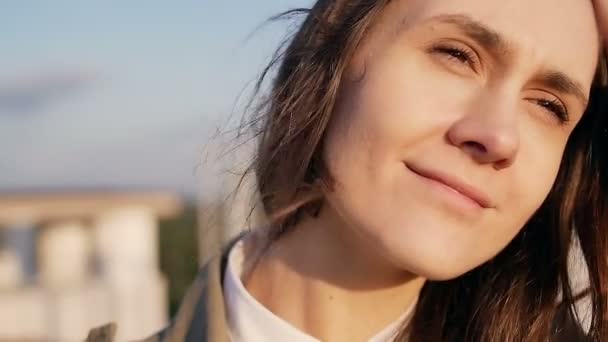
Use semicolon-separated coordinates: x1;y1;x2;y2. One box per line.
463;141;487;154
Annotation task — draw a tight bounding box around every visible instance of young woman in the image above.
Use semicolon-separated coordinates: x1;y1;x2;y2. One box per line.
88;0;608;341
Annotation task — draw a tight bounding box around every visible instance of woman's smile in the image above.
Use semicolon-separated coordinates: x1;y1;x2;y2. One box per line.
404;161;494;215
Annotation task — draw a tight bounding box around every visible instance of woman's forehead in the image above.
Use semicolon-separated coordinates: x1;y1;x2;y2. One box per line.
381;0;600;90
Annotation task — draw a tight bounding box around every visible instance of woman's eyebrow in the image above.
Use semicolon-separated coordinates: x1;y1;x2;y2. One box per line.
429;14;513;56
536;71;589;108
428;14;589;108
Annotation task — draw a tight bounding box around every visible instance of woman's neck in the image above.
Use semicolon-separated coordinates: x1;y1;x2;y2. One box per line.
243;208;426;341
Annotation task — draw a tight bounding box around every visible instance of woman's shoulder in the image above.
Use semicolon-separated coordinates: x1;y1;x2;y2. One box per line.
83;231;250;342
84;254;225;342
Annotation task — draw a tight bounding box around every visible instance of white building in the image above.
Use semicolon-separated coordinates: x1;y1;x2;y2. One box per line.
0;191;182;341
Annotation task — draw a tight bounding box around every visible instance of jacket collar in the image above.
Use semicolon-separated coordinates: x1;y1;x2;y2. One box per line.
153;234;244;342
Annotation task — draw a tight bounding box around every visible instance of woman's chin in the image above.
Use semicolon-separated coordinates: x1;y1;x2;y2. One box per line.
376;231;488;282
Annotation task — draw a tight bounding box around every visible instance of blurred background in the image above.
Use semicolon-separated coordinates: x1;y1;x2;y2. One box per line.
0;1;311;341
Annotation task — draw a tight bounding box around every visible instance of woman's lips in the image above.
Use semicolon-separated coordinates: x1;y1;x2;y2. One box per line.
404;162;494;209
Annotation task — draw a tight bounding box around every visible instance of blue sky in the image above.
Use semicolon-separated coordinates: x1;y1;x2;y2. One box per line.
0;1;312;196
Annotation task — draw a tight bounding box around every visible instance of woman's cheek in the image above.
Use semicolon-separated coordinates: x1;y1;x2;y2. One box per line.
500;144;563;238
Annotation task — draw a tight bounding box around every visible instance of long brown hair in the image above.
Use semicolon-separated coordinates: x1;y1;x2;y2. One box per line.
236;0;608;340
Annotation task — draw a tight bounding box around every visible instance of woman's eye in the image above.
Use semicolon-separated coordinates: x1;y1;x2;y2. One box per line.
429;44;477;70
533;98;570;124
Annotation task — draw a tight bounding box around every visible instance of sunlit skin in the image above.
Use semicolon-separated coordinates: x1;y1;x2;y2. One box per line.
244;0;601;341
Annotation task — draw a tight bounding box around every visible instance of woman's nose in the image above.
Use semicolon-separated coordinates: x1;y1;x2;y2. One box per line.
446;90;520;170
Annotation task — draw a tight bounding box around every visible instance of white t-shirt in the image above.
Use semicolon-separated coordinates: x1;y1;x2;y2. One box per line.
223;238;417;342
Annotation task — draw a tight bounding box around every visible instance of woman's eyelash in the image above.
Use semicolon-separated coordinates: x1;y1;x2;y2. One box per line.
534;98;570;124
430;45;476;67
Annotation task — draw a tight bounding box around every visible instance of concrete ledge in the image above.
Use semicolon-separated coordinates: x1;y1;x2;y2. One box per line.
0;191;182;226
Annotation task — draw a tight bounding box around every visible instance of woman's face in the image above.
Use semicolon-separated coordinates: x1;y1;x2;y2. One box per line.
322;0;599;280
